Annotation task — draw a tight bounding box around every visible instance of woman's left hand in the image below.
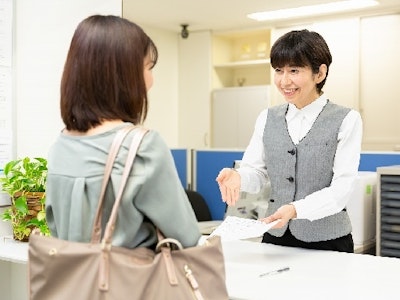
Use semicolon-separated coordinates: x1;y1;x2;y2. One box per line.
260;204;297;229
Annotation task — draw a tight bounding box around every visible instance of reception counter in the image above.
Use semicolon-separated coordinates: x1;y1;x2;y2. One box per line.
1;235;399;300
222;239;400;300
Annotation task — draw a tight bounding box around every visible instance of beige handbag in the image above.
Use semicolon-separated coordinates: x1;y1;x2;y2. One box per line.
28;126;229;300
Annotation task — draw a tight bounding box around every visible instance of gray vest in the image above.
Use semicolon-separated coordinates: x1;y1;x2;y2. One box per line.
263;101;352;242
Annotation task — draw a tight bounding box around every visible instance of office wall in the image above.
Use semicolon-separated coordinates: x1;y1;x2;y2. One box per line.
12;3;182;157
178;31;212;149
360;14;400;151
14;0;122;158
139;25;180;147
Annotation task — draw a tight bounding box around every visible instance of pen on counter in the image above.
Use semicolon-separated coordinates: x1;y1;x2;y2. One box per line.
259;267;290;277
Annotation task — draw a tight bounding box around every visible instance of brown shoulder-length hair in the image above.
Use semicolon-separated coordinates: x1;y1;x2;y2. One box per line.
60;15;158;131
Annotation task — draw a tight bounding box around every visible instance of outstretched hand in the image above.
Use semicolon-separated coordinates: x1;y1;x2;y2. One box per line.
215;168;241;206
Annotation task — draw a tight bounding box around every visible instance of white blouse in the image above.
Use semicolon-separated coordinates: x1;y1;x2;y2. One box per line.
238;95;363;221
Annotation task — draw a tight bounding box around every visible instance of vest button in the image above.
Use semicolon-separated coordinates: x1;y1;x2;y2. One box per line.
287;149;296;155
269;199;275;203
287;176;294;182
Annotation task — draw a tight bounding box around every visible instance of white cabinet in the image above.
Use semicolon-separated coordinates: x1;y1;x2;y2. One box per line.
210;30;271;149
346;171;377;251
212;85;269;148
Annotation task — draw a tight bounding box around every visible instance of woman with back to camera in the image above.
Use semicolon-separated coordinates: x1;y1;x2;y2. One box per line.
45;15;201;249
216;29;362;253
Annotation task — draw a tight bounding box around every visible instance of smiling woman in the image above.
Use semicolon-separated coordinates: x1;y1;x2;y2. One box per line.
216;29;362;253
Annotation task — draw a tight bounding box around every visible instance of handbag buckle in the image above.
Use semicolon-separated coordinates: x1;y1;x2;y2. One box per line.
155;238;183;252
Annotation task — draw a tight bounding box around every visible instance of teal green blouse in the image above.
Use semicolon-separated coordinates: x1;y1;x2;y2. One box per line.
46;124;201;248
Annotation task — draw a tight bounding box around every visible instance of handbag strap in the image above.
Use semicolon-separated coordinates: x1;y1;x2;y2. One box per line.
101;127;149;246
91;125;135;243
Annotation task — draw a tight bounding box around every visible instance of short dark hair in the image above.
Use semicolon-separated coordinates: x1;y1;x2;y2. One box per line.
270;29;332;93
60;15;158;131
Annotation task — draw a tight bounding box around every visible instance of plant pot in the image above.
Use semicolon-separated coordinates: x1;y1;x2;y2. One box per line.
12;191;45;242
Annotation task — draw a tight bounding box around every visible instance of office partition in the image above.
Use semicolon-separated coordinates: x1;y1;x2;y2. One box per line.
193;149;244;220
170;148;189;189
359;151;400;171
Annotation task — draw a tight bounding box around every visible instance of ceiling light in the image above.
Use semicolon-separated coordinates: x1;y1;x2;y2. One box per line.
247;0;379;21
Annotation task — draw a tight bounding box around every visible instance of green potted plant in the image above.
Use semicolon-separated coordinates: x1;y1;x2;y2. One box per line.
0;157;50;241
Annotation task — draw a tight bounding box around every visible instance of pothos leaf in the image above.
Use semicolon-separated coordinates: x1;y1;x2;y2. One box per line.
14;196;28;214
36;211;46;221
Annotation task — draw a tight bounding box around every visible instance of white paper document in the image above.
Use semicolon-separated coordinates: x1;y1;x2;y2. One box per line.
209;216;279;241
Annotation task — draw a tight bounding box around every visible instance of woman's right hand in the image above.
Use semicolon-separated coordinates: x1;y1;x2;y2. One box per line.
215;168;241;206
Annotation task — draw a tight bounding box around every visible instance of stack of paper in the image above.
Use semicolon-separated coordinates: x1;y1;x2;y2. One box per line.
209;216;279;241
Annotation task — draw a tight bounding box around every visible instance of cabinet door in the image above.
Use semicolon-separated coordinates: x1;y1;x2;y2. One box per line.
212;89;239;148
236;86;269;147
212;86;269;148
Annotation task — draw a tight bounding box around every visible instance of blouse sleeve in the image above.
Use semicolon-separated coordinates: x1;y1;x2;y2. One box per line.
131;130;201;247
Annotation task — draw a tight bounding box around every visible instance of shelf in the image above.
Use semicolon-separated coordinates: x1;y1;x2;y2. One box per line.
214;59;270;69
212;28;271;88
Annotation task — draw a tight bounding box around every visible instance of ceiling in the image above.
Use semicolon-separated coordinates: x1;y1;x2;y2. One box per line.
122;0;400;33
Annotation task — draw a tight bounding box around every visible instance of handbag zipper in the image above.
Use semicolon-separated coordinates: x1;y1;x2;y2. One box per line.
184;264;204;300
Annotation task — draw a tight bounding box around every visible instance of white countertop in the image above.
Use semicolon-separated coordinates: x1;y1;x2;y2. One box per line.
0;234;396;300
222;240;400;300
0;235;28;264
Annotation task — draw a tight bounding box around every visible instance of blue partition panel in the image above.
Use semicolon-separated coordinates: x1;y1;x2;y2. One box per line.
359;152;400;171
170;148;188;188
194;150;244;220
